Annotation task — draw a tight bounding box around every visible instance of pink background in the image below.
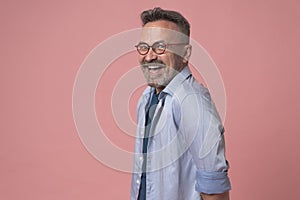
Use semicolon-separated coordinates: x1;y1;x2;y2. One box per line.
1;0;299;199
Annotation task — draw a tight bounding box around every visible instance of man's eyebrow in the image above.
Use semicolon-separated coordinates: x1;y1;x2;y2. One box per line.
138;40;166;45
137;41;148;45
153;40;166;44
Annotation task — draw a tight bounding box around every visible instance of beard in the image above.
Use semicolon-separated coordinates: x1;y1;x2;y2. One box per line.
140;57;182;89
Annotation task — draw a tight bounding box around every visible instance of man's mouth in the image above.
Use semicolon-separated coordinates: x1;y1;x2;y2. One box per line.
142;62;165;70
144;65;165;76
147;65;164;70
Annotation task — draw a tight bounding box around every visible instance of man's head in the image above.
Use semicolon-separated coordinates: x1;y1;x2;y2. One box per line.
136;7;192;93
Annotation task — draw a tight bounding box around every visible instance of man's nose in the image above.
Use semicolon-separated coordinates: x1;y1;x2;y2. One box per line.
144;48;158;62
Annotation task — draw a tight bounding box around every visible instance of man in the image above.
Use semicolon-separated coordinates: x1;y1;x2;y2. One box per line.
131;7;231;200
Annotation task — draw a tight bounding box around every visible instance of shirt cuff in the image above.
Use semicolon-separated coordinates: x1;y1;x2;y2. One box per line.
195;170;231;194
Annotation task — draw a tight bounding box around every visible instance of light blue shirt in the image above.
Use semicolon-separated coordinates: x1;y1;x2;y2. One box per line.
130;66;231;200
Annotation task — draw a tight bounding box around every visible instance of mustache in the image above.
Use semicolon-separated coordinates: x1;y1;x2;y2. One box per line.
141;60;166;68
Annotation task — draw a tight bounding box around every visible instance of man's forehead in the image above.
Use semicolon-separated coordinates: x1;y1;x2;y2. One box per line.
139;22;187;44
140;27;172;42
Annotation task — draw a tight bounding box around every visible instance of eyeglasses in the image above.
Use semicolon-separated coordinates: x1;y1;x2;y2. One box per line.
135;41;187;55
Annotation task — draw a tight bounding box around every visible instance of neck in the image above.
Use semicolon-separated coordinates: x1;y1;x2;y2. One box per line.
155;86;164;94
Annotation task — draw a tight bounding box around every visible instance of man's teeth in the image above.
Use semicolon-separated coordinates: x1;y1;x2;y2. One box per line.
148;65;162;70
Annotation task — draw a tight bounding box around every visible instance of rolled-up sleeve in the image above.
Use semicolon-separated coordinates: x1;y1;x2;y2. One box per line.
196;170;231;194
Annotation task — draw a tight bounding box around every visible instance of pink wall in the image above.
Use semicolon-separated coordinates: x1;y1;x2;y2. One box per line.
1;0;299;199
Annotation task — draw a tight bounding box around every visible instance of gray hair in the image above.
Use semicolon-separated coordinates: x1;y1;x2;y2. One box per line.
140;7;190;38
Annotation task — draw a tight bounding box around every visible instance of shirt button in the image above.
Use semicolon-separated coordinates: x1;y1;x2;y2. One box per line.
139;156;143;161
136;179;140;184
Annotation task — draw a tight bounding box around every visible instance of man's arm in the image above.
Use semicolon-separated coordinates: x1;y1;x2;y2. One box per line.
200;191;229;200
180;94;231;198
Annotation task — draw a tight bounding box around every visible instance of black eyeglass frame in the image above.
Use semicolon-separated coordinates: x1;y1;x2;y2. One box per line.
135;41;188;55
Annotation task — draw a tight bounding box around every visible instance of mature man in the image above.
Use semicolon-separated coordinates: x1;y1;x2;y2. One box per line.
131;8;231;200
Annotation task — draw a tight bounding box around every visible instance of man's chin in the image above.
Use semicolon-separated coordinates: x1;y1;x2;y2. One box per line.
147;82;166;91
147;82;159;88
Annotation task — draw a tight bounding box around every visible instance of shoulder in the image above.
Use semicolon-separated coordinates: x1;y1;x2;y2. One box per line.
174;75;212;106
169;75;214;128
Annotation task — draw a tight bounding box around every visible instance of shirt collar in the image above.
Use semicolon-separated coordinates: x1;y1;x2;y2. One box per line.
162;66;191;96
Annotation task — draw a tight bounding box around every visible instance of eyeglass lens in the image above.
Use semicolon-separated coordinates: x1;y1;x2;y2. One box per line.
136;42;166;55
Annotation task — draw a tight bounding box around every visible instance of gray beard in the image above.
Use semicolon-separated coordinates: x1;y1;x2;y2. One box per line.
141;66;179;89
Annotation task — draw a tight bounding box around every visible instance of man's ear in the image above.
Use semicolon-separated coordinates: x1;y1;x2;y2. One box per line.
183;45;192;64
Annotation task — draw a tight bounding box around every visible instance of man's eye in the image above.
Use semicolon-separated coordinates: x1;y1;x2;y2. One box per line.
139;45;148;50
157;45;165;49
154;43;166;50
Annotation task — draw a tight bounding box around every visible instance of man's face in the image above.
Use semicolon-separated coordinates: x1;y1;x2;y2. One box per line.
138;20;188;92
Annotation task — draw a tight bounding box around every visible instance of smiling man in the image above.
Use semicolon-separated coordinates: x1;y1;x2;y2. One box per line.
131;8;231;200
